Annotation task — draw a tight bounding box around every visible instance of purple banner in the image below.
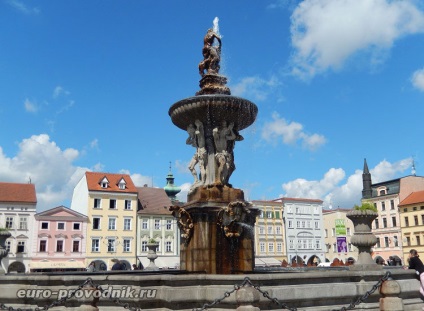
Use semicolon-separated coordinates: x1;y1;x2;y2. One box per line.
337;237;348;253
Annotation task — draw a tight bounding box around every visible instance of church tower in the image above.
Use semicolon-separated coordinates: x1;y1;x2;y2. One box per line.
164;162;181;202
362;158;372;199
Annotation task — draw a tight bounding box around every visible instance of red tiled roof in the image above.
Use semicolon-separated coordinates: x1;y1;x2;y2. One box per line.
85;172;137;193
399;190;424;206
0;182;37;203
137;187;173;215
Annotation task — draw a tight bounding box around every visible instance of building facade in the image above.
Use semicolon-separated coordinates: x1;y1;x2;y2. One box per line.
137;186;180;269
252;200;285;266
322;208;357;263
399;190;424;264
280;197;325;265
30;206;88;272
362;159;424;265
70;172;138;271
0;182;37;273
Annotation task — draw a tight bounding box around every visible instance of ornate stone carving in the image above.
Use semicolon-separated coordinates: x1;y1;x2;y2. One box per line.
169;205;194;245
217;201;251;238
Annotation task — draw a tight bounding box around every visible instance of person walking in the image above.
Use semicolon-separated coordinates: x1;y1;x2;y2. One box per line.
406;249;424;303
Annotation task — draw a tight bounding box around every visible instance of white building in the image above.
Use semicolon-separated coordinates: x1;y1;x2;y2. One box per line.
279;197;325;265
0;182;37;273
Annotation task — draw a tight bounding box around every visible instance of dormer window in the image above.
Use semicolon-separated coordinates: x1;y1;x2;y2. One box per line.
117;178;127;190
99;177;109;189
377;186;387;196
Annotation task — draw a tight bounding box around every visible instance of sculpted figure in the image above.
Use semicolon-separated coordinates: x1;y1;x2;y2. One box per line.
213;121;236;184
217;201;250;238
187;120;207;188
199;28;222;76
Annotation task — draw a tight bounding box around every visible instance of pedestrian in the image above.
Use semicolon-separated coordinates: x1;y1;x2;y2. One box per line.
406;249;424;301
132;264;138;270
111;259;125;271
86;262;95;272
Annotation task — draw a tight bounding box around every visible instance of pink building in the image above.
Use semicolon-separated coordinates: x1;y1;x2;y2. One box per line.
30;206;88;272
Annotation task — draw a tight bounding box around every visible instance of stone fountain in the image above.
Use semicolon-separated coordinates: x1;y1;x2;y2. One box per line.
168;24;259;274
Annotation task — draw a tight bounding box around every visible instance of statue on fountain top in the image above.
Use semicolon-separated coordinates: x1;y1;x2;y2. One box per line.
199;28;222;77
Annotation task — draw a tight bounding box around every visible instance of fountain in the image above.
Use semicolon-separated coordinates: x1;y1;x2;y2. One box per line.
168;22;259;274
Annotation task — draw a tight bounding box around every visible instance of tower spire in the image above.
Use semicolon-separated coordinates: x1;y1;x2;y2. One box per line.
362;158;372;199
412;159;417;176
164;162;181;202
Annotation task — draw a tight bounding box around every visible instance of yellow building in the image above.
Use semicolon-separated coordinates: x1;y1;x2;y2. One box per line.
399;190;424;264
322;208;357;264
71;172;138;270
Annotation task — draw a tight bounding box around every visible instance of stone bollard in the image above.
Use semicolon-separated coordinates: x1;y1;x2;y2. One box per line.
67;287;99;311
236;286;260;311
379;278;404;311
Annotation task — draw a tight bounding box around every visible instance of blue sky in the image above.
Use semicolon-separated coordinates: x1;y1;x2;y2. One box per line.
1;0;423;212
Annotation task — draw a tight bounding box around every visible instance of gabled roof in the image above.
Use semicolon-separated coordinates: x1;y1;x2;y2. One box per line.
137;186;173;216
0;182;37;203
35;205;88;219
85;172;137;193
399;190;424;206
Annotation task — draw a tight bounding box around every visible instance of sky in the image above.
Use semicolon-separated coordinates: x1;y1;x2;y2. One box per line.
1;0;423;212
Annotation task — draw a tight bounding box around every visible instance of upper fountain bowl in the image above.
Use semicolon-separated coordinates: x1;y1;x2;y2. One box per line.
169;94;258;131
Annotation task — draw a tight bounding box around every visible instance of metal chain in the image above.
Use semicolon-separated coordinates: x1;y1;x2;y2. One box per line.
333;271;392;311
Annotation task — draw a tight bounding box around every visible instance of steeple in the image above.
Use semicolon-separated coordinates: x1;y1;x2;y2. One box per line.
164;162;181;202
362;158;372;199
412;159;417;176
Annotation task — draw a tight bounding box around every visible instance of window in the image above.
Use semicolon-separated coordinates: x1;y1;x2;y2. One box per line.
381;201;386;211
266;211;272;219
376;238;380;248
275;211;280;219
347;228;351;236
259;226;265;234
390;200;395;210
316;240;320;249
422;215;424;225
417;236;421;246
332;228;335;237
118;180;126;190
295;207;300;214
19;217;27;230
107;239;115;252
6;241;11;252
165;241;172;252
92;239;100;252
93;217;100;230
94;198;101;209
296;221;300;228
384;237;389;248
289;239;294;249
17;241;25;253
73;223;80;230
301;221;306;228
325;229;328;238
268;242;274;252
349;243;353;251
288;220;293;228
404;208;408;212
394;236;399;247
259;211;264;218
267;226;273;234
166;220;172;230
39;240;47;252
109;199;116;209
308;240;313;249
124;200;132;210
315;221;319;229
406;236;411;246
414;207;418;211
382;218;387;228
415;216;419;226
123;239;131;252
6;217;14;229
57;222;65;230
259;242;265;253
276;226;281;235
380;189;386;195
405;216;409;227
56;240;64;252
108;218;116;230
137;240;146;252
392;217;397;227
375;219;379;229
124;218;131;230
154;219;160;230
73;240;80;252
277;242;282;252
142;219;148;230
333;243;336;252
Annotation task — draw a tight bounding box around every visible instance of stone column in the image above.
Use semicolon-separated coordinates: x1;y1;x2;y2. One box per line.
236;286;260;311
379;278;404;311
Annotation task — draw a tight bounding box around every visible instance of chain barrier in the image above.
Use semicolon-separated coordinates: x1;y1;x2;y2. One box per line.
1;271;392;311
332;271;392;311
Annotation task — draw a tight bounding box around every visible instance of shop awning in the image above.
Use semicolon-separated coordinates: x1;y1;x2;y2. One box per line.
30;261;86;270
255;257;281;267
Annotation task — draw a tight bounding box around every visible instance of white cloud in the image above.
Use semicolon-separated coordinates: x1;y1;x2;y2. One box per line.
262;112;326;150
129;173;154;188
24;98;38;113
0;134;88;211
176;182;191;203
7;0;40;14
290;0;424;79
53;86;70;99
411;68;424;91
281;157;413;208
231;75;282;101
